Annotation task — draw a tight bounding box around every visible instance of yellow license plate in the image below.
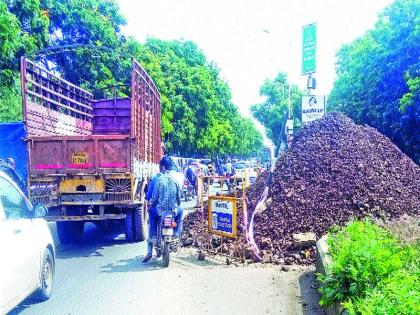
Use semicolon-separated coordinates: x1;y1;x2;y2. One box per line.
72;152;88;164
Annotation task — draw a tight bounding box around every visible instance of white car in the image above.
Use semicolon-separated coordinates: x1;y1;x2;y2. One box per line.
0;170;55;314
233;161;258;186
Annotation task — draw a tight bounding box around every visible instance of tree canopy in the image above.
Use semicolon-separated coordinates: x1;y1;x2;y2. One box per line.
328;0;419;163
0;0;262;158
251;72;303;147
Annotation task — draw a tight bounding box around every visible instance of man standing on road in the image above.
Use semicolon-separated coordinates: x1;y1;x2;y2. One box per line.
225;158;235;177
185;159;197;193
224;158;236;191
216;159;225;176
143;156;181;263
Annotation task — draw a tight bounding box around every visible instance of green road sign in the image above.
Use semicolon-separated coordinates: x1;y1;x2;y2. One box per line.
302;23;317;75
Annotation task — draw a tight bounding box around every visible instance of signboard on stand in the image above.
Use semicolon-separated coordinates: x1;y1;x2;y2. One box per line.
302;95;326;123
302;23;317;75
208;196;237;238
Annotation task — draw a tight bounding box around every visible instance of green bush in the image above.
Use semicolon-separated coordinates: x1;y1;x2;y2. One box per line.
318;220;418;314
346;265;420;315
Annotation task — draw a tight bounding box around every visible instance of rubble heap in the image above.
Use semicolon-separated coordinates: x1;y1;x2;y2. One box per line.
248;113;419;264
182;113;420;265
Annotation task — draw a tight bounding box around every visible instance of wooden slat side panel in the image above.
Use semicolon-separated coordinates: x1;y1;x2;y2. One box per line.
131;58;162;164
26;101;92;136
21;58;93;136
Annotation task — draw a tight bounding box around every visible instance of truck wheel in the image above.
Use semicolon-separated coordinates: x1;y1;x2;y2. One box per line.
133;206;148;242
34;247;54;301
162;243;170;267
56;221;84;244
124;209;135;242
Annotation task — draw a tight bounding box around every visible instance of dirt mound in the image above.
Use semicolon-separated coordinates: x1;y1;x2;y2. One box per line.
245;169;269;207
249;113;420;264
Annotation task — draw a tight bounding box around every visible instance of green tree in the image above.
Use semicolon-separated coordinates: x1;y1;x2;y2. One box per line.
45;0;126;91
0;0;49;121
0;0;262;157
251;72;303;147
328;0;420;163
144;38;262;157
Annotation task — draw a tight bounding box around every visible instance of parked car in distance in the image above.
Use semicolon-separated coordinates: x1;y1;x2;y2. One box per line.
0;170;55;314
233;161;257;185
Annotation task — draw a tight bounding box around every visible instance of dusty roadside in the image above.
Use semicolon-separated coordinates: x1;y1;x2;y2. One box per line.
137;248;324;315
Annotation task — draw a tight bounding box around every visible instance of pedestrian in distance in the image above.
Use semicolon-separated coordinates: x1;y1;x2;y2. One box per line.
224;158;235;177
185;159;198;194
216;159;225;176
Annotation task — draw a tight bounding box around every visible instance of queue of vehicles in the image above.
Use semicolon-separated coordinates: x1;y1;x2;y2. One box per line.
0;57;269;312
174;157;266;197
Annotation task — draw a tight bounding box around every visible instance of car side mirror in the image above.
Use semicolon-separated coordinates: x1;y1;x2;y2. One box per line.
34;203;48;218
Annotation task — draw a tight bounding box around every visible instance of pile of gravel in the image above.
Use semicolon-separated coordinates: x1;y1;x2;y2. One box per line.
247;113;419;264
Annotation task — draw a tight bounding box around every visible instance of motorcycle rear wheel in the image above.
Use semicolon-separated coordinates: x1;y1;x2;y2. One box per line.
162;243;170;267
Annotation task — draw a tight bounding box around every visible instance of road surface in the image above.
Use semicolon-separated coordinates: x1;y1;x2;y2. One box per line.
10;199;322;315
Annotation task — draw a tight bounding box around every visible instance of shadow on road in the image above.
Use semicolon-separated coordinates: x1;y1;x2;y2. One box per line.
8;297;43;315
173;252;222;268
99;248;221;273
100;257;165;273
51;222;130;259
298;270;324;315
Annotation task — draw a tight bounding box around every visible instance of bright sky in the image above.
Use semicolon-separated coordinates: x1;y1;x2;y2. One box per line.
117;0;392;147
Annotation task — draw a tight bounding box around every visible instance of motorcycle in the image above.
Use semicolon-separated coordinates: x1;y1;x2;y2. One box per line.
182;179;195;202
153;210;179;267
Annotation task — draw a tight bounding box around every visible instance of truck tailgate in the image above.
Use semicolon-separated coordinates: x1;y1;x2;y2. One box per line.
29;135;131;175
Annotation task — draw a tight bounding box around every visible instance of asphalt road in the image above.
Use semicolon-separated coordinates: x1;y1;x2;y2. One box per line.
10;197;322;315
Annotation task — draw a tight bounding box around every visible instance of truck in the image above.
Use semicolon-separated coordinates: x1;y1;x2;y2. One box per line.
10;57;162;244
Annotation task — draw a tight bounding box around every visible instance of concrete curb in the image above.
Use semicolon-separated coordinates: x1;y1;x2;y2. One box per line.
316;235;348;315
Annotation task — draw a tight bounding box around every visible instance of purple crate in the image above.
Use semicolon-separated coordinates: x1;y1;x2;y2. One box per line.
92;98;131;135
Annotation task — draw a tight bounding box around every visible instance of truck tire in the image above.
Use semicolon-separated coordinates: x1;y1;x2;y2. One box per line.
56;221;84;244
133;206;148;242
34;247;54;301
124;209;135;242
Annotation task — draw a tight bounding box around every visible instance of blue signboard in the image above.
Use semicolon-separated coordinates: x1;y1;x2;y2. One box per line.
208;196;237;238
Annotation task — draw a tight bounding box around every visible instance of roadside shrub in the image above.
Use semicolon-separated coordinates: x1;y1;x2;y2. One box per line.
345;264;420;315
318;220;412;306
